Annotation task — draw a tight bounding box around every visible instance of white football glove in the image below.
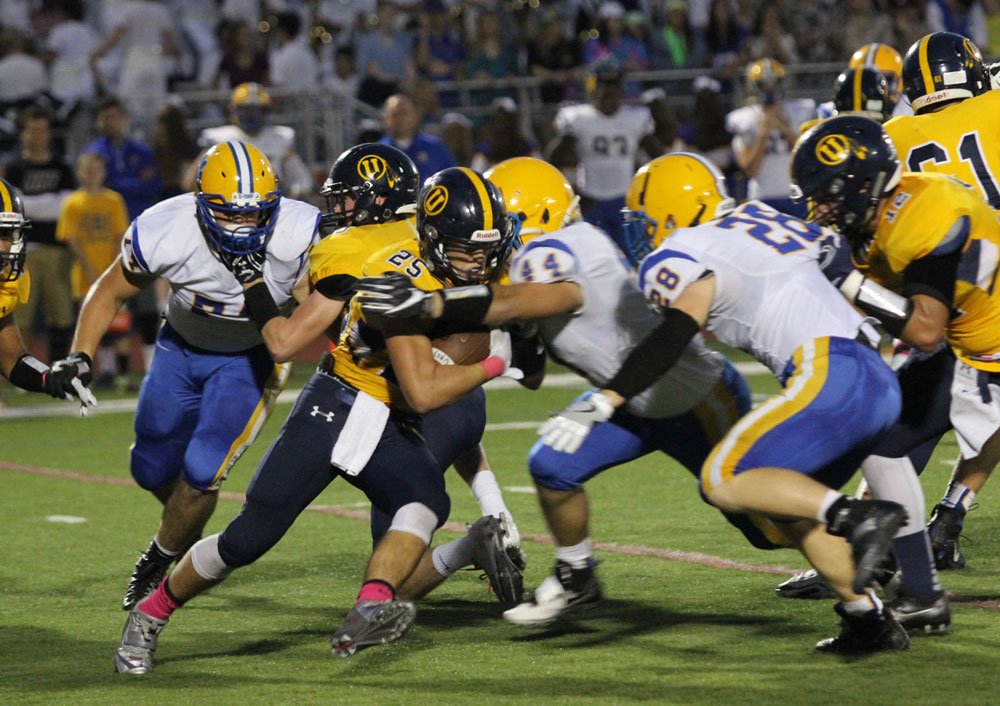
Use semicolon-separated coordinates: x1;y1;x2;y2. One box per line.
989;61;1000;91
538;390;616;454
489;329;523;380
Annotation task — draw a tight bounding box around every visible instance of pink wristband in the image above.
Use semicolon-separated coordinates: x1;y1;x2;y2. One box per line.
478;356;506;380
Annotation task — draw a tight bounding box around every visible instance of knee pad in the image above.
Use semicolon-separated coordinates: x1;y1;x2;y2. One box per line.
388;502;441;545
190;534;232;581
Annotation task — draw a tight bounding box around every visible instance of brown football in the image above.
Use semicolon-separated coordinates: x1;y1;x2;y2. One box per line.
431;331;491;365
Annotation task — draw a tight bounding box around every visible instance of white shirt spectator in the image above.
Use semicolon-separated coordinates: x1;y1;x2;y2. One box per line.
271;37;319;90
46;20;100;104
0;52;49;103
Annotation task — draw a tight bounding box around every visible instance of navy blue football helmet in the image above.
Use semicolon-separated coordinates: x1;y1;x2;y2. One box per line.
833;67;893;124
321;143;420;230
416;167;521;286
902;32;988;114
790;115;901;248
0;177;28;282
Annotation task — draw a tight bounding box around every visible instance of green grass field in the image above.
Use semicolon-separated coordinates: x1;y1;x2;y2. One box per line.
2;363;1000;706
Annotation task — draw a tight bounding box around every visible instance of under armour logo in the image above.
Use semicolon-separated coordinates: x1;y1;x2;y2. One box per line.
310;406;335;422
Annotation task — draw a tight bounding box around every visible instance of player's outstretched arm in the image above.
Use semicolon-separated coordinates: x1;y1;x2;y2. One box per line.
242;280;347;363
72;255;151;359
357;273;582;327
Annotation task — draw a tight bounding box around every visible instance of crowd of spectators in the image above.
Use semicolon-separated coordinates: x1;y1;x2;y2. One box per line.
0;0;995;386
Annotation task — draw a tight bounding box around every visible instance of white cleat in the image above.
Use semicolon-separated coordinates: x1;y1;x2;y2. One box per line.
503;561;602;627
114;609;167;674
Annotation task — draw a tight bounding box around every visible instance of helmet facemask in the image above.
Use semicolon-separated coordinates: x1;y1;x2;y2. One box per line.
0;212;27;282
196;191;280;255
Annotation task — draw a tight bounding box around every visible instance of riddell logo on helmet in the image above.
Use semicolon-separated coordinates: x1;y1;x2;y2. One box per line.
470;229;501;242
230;192;261;206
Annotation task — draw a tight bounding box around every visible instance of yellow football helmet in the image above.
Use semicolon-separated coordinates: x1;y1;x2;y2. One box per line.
484;157;580;243
195;141;280;254
848;43;903;103
622;152;735;266
230;82;271;133
746;58;785;105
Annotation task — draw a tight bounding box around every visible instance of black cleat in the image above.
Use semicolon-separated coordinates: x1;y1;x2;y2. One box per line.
122;542;173;611
468;515;524;607
816;604;909;654
827;499;908;594
503;560;603;626
927;503;966;570
886;589;950;634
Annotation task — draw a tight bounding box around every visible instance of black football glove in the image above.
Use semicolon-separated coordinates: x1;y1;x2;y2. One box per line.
219;248;267;285
356;272;434;318
44;351;98;410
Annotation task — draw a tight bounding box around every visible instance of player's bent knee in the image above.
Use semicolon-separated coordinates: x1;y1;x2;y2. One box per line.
190;534;233;581
388;502;442;545
529;447;582;491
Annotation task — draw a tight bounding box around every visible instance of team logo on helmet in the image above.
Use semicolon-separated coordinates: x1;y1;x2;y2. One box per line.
423;185;449;216
357;154;395;187
815;135;868;166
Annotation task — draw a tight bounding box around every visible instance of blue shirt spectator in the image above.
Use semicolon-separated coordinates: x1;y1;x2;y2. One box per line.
380;94;456;183
84;98;160;220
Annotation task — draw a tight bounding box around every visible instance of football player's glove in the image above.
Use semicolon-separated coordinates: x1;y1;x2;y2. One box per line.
45;352;97;411
538;390;616;454
355;272;432;318
488;329;523;381
218;247;267;285
817;232;855;288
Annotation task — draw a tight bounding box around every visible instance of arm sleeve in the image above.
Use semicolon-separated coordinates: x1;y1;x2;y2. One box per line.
606;308;702;400
901;215;968;305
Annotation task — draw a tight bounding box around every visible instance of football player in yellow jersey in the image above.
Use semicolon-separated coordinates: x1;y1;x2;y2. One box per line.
113;164;523;672
792;116;1000;621
885;33;996;208
871;32;998;570
0;177;96;405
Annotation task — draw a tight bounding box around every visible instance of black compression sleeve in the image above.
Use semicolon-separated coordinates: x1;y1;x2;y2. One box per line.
606;308;701;400
902;249;962;306
438;285;494;328
9;353;47;392
314;274;357;300
243;282;282;330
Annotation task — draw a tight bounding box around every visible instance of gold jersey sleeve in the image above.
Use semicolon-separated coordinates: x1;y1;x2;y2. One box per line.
866;172;1000;370
0;270;30;318
308;218;418;286
885;91;1000;209
331;237;445;407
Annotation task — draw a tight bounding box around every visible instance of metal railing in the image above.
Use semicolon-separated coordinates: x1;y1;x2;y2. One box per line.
175;62;848;175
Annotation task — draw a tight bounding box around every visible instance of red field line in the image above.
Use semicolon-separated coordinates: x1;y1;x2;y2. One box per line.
2;459;993;610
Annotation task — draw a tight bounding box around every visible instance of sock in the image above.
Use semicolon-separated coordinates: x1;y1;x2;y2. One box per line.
137;578;179;620
357;579;395;604
153;537;180;558
819;491;847;525
893;531;942;598
555;538;593;569
432;536;475;577
942;482;975;512
469;470;509;518
841;590;883;617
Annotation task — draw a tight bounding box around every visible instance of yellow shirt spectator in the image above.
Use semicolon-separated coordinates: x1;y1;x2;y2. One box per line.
56;187;130;300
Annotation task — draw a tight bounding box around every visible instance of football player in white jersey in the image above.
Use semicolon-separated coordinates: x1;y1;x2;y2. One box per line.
355;157;764;626
546;58;663;251
539;154;915;654
55;142;321;614
726;59;815;215
196;83;312;199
